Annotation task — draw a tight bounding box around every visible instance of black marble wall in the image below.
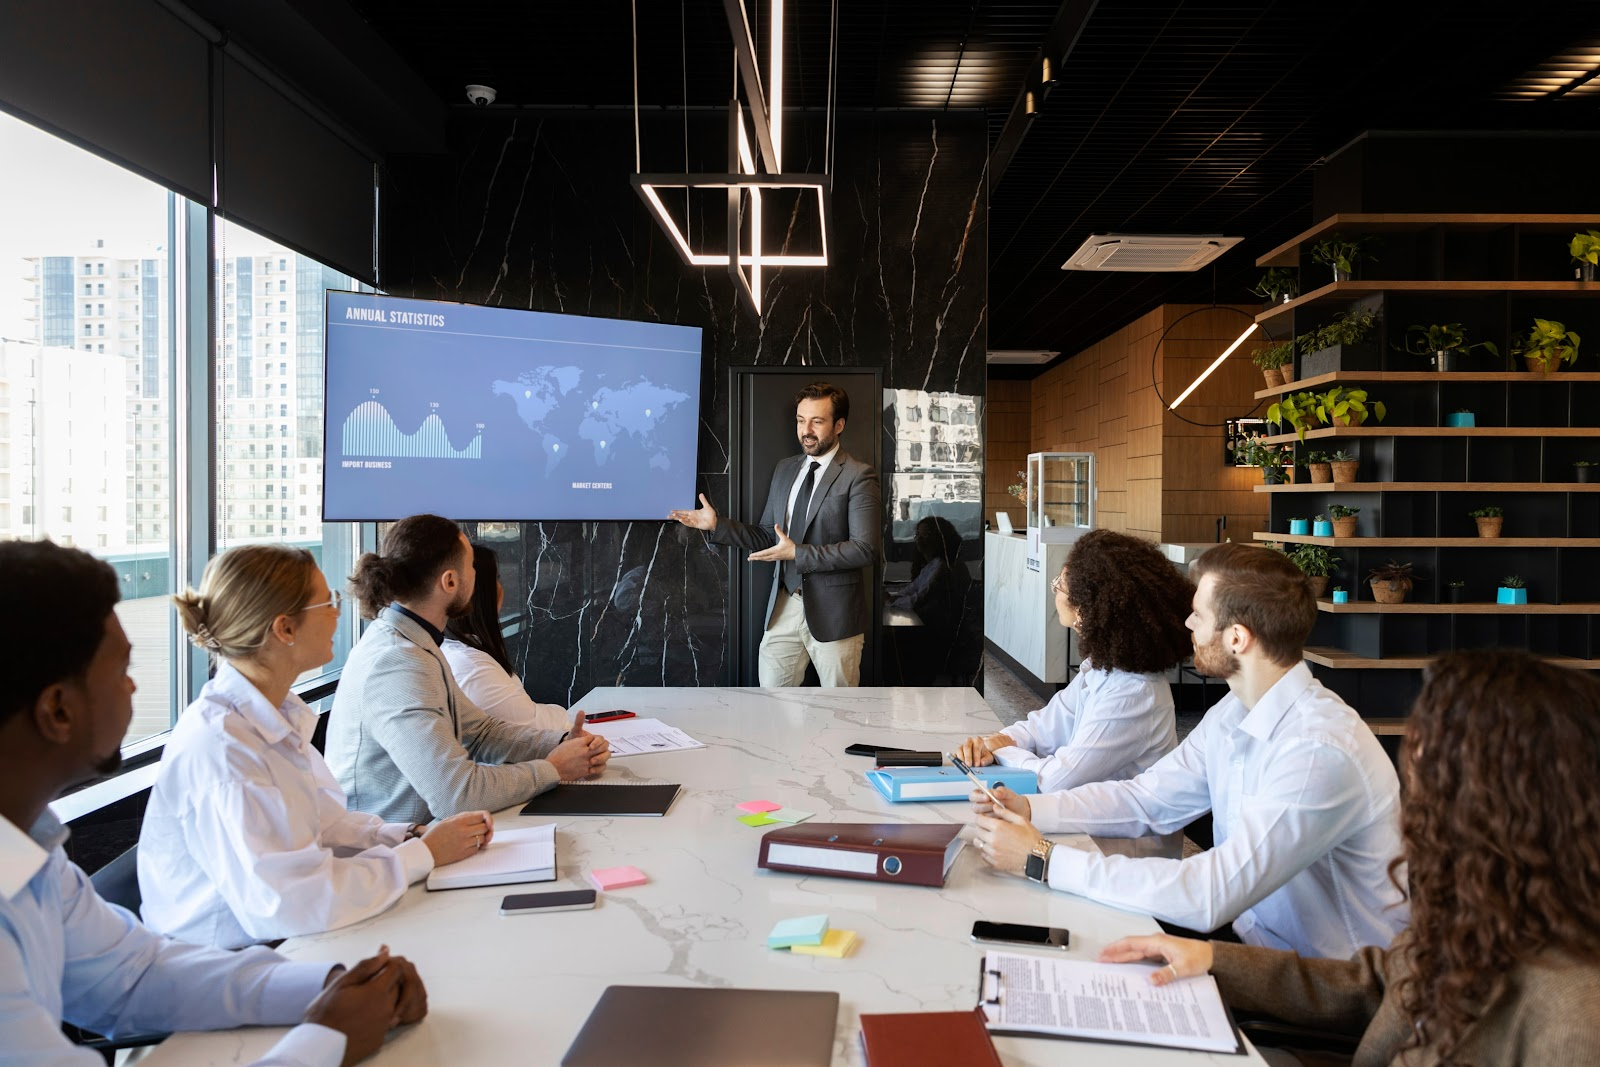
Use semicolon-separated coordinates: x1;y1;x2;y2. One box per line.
381;111;987;701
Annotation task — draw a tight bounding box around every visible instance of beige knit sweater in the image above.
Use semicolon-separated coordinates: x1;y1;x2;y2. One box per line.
1211;934;1600;1066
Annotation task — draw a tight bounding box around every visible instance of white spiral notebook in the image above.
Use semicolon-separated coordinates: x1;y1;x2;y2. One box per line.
425;824;557;891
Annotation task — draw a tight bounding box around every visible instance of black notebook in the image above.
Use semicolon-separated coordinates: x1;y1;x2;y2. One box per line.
520;782;681;817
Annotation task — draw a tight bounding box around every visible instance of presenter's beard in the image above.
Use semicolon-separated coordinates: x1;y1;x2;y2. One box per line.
1191;629;1240;679
800;430;837;456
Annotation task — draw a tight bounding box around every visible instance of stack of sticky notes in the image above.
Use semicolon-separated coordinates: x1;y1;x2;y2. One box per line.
767;915;858;957
736;800;815;827
588;865;648;891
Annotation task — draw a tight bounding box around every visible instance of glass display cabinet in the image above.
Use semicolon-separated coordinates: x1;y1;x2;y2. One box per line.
1026;452;1094;540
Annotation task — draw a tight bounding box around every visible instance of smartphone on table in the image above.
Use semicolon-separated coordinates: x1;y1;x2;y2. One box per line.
500;889;598;915
583;710;637;723
971;921;1070;949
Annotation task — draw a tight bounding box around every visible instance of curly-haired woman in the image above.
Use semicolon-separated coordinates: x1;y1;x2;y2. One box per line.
955;529;1194;792
1099;648;1600;1066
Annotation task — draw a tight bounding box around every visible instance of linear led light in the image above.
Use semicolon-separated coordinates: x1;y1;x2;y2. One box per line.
1168;323;1260;410
633;175;831;268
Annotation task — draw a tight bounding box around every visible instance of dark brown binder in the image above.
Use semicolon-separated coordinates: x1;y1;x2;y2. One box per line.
757;822;964;887
860;1008;1003;1067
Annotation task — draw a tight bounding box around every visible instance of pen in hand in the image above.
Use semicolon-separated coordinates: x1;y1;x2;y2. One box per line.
949;752;1003;808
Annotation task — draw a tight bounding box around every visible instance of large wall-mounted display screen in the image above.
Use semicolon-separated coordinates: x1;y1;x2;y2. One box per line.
323;292;702;520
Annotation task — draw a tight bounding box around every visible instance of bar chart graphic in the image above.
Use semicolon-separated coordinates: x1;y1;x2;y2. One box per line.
341;400;483;459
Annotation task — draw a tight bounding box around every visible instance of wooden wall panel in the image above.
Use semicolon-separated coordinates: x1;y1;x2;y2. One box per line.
985;379;1031;526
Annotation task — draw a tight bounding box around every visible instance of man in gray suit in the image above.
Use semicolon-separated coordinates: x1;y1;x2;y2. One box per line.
670;382;881;687
325;514;608;823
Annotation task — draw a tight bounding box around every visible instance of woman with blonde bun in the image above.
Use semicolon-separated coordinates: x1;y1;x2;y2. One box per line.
138;543;493;949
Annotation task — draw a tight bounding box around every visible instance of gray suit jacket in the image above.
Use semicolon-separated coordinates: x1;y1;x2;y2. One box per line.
324;606;564;823
709;448;881;642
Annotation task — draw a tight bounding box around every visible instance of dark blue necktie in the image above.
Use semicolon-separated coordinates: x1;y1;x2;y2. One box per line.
784;461;820;593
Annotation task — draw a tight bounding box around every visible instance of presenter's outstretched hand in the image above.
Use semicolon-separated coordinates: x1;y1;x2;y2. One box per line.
747;523;797;563
1098;934;1214;986
668;493;719;531
969;782;1031;819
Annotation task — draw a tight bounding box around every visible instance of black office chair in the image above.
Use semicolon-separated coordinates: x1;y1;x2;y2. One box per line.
69;845;168;1062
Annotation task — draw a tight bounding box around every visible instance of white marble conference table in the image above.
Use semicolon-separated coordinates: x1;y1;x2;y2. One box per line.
138;687;1261;1067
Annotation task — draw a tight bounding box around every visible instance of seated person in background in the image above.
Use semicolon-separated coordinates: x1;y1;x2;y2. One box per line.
890;516;971;634
955;529;1189;792
325;514;608;825
1100;649;1600;1067
971;542;1407;961
139;544;494;950
442;544;568;731
0;538;426;1067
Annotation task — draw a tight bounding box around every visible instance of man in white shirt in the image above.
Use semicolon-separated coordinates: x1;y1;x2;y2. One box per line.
971;542;1408;960
0;538;425;1067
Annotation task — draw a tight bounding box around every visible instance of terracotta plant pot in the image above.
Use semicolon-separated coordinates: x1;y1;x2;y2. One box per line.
1330;460;1360;482
1280;363;1296;384
1307;576;1330;598
1370;578;1410;604
1333;412;1367;427
1475;516;1504;538
1525;356;1563;375
1331;516;1358;537
1308;462;1332;483
1262;367;1285;388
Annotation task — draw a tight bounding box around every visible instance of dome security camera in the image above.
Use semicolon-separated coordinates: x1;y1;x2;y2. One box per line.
465;85;497;107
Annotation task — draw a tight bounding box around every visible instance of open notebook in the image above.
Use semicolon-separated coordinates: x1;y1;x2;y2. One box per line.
425;824;557;891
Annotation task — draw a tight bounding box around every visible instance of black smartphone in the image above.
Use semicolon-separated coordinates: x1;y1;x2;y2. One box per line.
845;743;911;758
500;889;598;915
583;710;637;723
970;921;1070;949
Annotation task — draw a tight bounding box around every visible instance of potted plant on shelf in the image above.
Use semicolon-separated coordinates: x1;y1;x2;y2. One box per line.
1395;322;1499;372
1250;339;1296;389
1249;267;1299;305
1368;559;1420;605
1288;517;1310;535
1469;505;1504;538
1446;579;1466;604
1288;544;1341;598
1331;585;1349;604
1233;436;1289;484
1512;317;1581;375
1304;450;1333;483
1007;471;1029;507
1314;386;1387;428
1266;390;1321;441
1497;575;1529;605
1329;503;1360;537
1445;407;1475;428
1310;233;1378;282
1330;450;1360;482
1299;307;1381;377
1312;514;1334;537
1571;229;1600;281
1576;459;1598;483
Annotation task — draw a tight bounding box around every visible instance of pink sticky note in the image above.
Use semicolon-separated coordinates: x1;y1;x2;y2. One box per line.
588;865;648;891
737;800;782;814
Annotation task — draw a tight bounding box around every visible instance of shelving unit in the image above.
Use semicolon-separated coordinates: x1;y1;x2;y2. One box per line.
1251;213;1600;714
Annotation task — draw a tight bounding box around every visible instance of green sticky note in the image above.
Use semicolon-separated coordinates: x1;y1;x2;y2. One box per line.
738;812;780;827
768;808;813;823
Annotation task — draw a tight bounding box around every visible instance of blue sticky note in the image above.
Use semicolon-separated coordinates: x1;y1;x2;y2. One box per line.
767;914;829;949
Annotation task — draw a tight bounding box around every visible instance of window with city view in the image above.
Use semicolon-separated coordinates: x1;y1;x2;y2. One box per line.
0;110;178;745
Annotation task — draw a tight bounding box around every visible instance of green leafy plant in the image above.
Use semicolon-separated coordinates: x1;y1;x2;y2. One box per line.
1501;575;1526;589
1310;233;1379;278
1332;586;1345;593
1300;307;1379;355
1395;322;1499;362
1287;543;1341;578
1468;505;1504;518
1314;386;1387;427
1249;268;1300;302
1330;450;1357;462
1007;470;1028;505
1232;435;1289;470
1448;580;1466;589
1576;460;1597;467
1313;513;1326;523
1265;390;1321;440
1368;559;1421;588
1512;317;1581;370
1328;503;1360;519
1305;450;1332;464
1571;230;1600;266
1250;339;1295;371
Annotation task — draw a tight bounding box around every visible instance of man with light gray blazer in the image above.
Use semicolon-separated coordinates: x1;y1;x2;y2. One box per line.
325;515;608;824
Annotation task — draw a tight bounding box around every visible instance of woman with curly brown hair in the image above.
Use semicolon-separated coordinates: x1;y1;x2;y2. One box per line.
955;528;1193;792
1098;648;1600;1066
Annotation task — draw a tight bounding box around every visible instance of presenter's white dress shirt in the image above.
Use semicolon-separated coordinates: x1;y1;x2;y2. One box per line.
991;659;1177;792
1;810;344;1067
1030;662;1408;959
440;639;569;731
139;662;433;949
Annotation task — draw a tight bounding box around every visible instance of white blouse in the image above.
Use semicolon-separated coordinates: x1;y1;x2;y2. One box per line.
138;662;434;950
440;638;570;731
992;658;1177;793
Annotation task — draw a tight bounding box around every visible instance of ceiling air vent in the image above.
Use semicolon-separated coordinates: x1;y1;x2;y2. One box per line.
1061;234;1243;272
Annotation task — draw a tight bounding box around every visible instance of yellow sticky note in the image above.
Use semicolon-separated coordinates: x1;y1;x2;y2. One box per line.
789;929;857;958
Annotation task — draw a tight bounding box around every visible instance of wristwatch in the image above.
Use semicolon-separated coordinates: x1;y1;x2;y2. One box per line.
404;823;425;841
1024;838;1055;883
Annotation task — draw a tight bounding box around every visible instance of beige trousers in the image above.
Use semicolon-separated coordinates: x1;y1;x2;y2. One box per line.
758;589;864;687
